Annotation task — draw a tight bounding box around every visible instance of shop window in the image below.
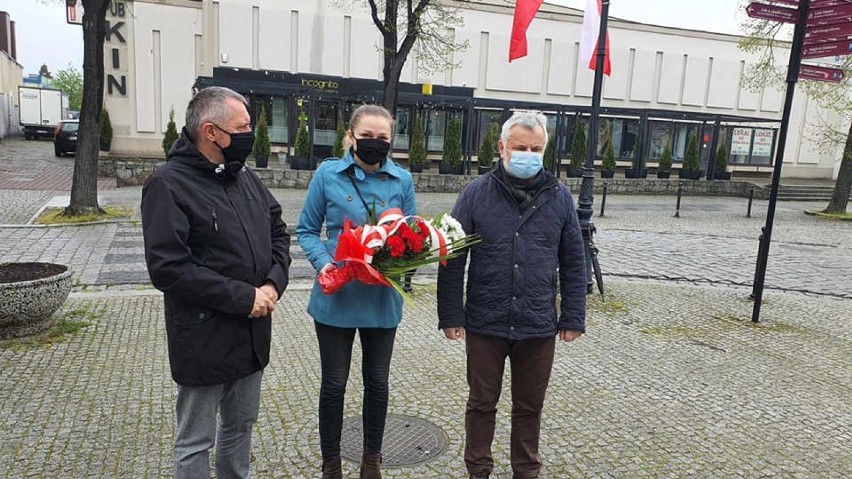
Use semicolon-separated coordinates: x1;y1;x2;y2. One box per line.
426;109;449;152
394;107;411;150
649;121;673;160
314;102;338;147
478;110;502;151
270;96;288;143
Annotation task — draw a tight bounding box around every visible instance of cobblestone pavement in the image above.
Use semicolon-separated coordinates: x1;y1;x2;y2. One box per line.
1;184;849;299
0;280;849;478
0;137;116;191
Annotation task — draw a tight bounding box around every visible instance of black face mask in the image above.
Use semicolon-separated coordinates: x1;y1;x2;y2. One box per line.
213;124;255;165
353;137;391;165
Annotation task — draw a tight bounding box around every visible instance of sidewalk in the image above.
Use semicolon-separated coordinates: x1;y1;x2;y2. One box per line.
0;280;849;478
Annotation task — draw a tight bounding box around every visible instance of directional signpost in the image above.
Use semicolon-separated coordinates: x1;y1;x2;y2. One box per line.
807;3;852;26
745;2;798;22
802;40;852;58
804;23;852;45
799;63;845;82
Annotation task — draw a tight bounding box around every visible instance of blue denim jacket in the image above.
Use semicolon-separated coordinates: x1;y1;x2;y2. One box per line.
296;150;416;328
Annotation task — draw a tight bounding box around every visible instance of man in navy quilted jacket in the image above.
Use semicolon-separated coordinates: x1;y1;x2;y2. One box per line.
437;111;587;479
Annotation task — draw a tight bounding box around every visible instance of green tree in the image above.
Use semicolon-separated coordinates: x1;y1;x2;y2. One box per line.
333;0;467;112
740;14;851;214
570;123;587;172
409;114;426;167
544;132;556;172
478;121;497;168
252;104;271;162
332;118;346;158
99;108;112;150
683;133;700;174
602;140;616;171
162;107;179;156
295;116;311;157
51;64;83;110
443;116;462;167
716;144;728;173
659;145;673;172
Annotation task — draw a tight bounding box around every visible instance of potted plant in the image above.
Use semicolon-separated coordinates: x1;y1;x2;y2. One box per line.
600;140;616;178
657;145;673;179
99;108;113;152
569;124;586;177
715;144;731;180
252;104;270;168
477;122;497;174
543;132;556;173
409;115;426;173
290;115;315;170
332;118;346;158
162;107;179;157
439;116;464;175
680;132;701;180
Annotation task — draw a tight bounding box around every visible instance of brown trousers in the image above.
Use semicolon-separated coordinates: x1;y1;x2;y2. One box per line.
464;331;556;479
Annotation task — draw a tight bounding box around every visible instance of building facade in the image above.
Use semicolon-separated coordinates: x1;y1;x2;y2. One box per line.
103;0;849;179
0;10;23;138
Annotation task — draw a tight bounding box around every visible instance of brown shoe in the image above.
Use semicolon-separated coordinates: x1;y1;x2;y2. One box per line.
322;457;342;479
360;452;382;479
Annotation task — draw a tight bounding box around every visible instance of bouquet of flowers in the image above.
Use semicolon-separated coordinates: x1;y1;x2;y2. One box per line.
317;208;479;298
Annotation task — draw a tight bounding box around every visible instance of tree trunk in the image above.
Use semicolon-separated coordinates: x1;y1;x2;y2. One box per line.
383;60;404;112
823;119;852;214
65;0;109;217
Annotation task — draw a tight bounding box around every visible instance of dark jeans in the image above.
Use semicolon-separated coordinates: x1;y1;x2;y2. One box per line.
464;331;556;479
315;321;397;461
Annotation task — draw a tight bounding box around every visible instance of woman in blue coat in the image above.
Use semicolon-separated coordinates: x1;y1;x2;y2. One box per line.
296;104;416;479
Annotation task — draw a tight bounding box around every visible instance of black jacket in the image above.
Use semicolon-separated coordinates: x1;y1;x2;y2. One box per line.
437;167;586;339
141;133;291;386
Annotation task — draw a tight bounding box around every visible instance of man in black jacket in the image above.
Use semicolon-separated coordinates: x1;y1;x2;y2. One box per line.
437;111;586;479
141;86;291;479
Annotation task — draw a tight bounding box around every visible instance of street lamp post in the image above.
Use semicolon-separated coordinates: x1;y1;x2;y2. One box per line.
577;0;610;295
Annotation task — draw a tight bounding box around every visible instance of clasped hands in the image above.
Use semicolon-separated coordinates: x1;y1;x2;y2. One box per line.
442;327;582;342
249;282;280;318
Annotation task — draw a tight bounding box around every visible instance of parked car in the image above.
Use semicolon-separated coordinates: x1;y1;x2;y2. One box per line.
53;119;79;157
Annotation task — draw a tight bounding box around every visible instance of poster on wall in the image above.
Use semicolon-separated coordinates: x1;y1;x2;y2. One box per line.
752;129;774;157
731;128;753;156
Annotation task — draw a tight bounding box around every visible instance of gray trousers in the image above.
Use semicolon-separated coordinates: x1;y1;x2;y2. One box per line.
174;370;263;479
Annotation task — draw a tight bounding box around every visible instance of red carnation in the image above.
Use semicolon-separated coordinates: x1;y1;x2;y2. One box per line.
407;235;424;253
416;220;430;239
386;235;406;258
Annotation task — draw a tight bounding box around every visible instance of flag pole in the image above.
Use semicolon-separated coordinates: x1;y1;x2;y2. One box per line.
577;0;609;295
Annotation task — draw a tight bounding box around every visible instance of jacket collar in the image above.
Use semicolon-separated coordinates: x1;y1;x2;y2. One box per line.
333;148;403;180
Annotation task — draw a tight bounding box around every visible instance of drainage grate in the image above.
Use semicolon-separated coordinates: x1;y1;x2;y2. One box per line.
340;414;447;467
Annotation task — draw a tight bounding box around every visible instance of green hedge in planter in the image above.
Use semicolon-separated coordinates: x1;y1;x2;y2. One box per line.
602;140;616;172
478;122;497;169
570;124;586;175
443;117;462;167
659;145;673;173
252;104;270;167
332;120;346;158
295;117;311;157
409;115;426;170
716;144;728;174
544;133;556;172
683;132;700;174
162;107;179;156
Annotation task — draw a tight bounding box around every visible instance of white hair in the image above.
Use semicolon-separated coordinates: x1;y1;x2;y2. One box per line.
500;111;548;146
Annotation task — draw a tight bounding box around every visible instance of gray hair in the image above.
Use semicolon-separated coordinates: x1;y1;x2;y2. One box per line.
500;111;548;147
185;86;248;140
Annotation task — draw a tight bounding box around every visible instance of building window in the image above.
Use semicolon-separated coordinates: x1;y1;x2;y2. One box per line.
270;96;288;143
649;121;673;160
426;109;450;152
314;102;338;147
394;107;411;150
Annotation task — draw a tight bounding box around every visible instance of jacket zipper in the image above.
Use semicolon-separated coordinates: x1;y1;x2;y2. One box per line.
212;209;218;232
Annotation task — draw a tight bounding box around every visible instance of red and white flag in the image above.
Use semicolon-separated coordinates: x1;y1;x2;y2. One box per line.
580;0;611;76
509;0;544;62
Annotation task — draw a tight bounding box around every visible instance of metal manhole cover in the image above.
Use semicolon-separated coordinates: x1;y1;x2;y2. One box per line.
340;414;447;467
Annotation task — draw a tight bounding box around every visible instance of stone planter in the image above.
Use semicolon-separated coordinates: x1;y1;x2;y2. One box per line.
0;263;73;339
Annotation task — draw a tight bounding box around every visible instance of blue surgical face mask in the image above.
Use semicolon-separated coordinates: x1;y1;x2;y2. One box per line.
506;151;543;179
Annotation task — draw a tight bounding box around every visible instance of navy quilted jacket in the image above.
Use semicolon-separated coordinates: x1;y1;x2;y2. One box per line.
437;168;587;340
